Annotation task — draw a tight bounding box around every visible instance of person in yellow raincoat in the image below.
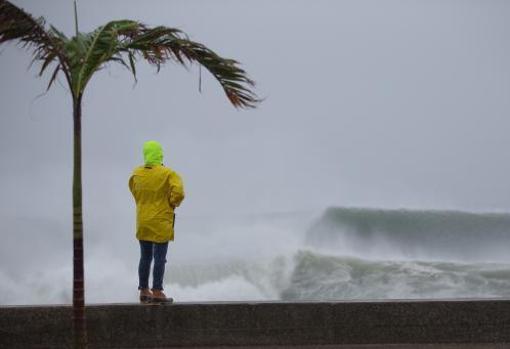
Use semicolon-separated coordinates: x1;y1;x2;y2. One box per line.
129;140;185;303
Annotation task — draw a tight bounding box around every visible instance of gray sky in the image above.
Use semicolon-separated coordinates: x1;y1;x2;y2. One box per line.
1;0;510;223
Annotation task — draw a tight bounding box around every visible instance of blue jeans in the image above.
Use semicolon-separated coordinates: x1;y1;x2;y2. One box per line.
138;240;169;291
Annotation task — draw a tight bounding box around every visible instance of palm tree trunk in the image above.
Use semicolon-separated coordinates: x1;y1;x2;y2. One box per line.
73;95;87;349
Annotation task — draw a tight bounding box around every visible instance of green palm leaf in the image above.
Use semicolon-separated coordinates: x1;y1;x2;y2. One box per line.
0;0;70;89
67;20;138;94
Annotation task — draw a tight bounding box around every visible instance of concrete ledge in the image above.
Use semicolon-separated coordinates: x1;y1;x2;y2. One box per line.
1;299;510;348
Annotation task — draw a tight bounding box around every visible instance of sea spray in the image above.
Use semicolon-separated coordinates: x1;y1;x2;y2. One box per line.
167;256;292;301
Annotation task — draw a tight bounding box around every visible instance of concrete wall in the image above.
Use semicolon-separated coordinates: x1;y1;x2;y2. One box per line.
1;299;510;348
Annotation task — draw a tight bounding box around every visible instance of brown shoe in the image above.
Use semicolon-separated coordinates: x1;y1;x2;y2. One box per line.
139;288;153;304
151;289;173;304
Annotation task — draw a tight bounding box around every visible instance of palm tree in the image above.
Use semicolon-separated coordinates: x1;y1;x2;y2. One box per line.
0;1;259;348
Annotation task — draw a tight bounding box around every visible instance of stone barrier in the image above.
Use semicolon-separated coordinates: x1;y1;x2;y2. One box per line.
1;299;509;348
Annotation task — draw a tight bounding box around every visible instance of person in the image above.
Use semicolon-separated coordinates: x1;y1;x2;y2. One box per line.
129;140;185;304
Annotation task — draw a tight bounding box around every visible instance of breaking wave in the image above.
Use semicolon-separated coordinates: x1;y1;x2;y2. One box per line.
305;207;510;262
281;250;510;300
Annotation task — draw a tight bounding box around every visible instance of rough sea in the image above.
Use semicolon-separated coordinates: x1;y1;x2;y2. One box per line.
2;207;510;304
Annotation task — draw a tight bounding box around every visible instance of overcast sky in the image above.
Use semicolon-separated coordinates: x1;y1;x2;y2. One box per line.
1;0;510;224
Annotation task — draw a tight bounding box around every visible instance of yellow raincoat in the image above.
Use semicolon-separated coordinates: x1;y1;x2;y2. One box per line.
129;141;185;242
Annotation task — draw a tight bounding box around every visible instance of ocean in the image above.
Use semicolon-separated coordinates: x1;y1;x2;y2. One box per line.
2;207;510;304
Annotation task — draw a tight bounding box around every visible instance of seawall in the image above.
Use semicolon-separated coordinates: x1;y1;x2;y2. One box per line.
1;299;510;348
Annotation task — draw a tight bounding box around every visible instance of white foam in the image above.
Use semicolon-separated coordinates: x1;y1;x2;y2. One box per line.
169;274;269;302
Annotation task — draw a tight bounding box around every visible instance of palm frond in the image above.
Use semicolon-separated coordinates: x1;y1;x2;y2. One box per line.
68;20;140;94
0;0;70;88
67;20;258;107
122;25;259;108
